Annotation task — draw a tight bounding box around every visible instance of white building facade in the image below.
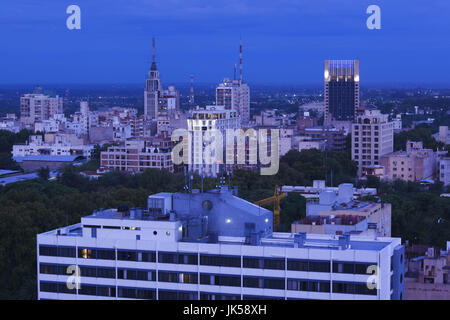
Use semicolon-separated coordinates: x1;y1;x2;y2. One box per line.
37;188;405;300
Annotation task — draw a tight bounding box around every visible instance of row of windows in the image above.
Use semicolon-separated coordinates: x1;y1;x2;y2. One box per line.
39;246;375;275
41;280;375;300
40;264;116;279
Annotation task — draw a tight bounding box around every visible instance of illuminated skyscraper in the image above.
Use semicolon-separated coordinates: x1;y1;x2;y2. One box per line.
324;60;360;125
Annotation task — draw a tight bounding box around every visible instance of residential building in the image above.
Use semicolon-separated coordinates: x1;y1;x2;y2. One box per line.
216;78;250;124
187;106;242;177
12;134;94;159
298;126;347;152
405;245;450;300
37;186;404;300
352;109;394;177
20;93;63;126
100;138;174;173
380;141;437;182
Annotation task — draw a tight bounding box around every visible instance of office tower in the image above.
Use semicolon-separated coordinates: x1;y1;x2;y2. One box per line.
37;186;405;300
351;109;394;177
20;93;63;126
216;40;250;124
187;106;240;177
324;60;360;125
144;39;180;120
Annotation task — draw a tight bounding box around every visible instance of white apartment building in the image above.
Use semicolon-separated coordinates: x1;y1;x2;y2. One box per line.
12;135;94;159
37;187;405;300
20;93;63;126
216;78;250;124
352;109;394;177
187;106;241;177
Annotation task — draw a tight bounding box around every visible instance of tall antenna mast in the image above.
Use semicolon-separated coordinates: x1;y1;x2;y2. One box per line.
189;74;195;107
152;38;156;64
239;36;243;82
234;64;237;81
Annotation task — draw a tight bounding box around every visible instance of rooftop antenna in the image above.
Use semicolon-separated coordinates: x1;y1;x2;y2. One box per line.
152;37;156;64
239;36;243;83
189;74;195;107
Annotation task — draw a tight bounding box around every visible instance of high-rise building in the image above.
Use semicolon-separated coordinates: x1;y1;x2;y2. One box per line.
216;78;250;124
324;60;360;125
187;106;241;177
37;186;405;300
215;39;250;124
144;39;179;120
351;109;394;177
20;93;63;126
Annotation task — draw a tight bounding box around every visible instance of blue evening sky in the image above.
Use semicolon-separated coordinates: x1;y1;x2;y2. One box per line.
0;0;449;86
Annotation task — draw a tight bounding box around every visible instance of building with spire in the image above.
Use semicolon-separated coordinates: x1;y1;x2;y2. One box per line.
215;39;250;125
144;38;179;120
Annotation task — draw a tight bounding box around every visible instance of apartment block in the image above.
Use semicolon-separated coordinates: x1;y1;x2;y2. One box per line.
100;138;174;173
352;109;394;177
380;141;437;182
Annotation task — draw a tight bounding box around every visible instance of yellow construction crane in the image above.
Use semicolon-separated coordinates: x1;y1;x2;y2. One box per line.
254;185;286;231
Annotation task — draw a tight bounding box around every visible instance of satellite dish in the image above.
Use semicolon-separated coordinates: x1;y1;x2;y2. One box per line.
202;200;213;211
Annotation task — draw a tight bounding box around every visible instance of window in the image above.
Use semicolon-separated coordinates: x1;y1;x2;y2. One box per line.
158;271;179;283
117;250;137;261
309;261;330;273
158;252;177;264
39;245;58;257
264;278;285;290
97;248;115;260
264;258;285;270
178;253;198;265
243;257;263;269
287;259;308;272
141;251;156;262
243;277;261;288
78;248;95;259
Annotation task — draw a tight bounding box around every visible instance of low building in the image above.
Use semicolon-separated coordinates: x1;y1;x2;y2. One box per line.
298;126;347;152
380;141;437;182
405;245;450;300
281;180;377;199
100;138;174;173
12;134;94;159
13;155;85;172
302;183;391;237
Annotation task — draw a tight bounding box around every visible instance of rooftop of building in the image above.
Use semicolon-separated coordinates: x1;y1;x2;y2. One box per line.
40;220;393;252
13;155;85;163
38;185;398;252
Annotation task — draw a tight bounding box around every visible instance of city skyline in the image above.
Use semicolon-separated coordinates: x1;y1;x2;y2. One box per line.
1;1;450;86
